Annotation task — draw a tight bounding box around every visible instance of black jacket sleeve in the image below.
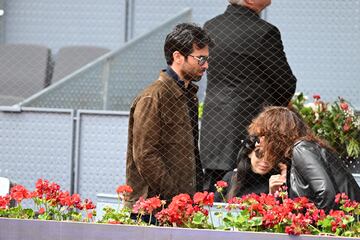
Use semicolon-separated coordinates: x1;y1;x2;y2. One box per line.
290;142;337;211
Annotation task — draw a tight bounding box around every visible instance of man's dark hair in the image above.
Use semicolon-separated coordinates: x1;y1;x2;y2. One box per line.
164;23;213;65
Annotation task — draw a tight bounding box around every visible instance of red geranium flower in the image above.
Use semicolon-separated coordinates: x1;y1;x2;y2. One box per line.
38;207;45;214
133;196;162;215
58;191;72;206
313;94;321;100
116;185;133;194
87;212;93;219
10;185;31;203
215;180;228;188
108;220;122;224
171;193;193;208
83;199;96;210
72;193;81;204
35;179;49;196
193;191;214;206
0;194;11;209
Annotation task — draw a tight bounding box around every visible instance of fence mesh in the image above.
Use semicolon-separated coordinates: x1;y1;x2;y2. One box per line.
0;1;359;209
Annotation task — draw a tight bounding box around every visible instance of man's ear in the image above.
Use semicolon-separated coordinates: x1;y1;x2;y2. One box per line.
172;51;184;65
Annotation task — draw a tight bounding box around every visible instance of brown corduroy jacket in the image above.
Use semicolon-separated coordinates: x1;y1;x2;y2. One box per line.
125;71;197;208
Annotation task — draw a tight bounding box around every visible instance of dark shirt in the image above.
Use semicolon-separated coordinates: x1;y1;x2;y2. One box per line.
165;67;203;191
237;170;271;196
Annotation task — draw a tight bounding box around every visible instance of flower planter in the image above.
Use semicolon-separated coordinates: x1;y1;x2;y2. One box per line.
3;182;360;239
0;217;354;240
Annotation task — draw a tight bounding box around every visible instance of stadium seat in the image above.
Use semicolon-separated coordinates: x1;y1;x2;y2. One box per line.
0;44;52;106
51;45;110;83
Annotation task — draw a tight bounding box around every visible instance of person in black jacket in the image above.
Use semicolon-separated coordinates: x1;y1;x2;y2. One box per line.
248;106;360;212
200;0;297;192
215;135;286;202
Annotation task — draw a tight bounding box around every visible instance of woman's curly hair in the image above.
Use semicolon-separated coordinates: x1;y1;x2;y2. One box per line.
248;106;331;165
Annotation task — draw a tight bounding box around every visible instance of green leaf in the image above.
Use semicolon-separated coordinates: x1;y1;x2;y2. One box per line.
343;216;355;225
249;217;263;226
317;217;333;228
192;212;206;225
22;208;35;219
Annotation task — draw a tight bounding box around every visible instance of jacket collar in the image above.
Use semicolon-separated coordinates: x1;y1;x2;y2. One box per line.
225;4;259;18
158;70;199;98
294;140;302;146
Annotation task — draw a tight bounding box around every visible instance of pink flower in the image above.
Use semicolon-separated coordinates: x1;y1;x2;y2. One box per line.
343;124;351;132
340;102;349;111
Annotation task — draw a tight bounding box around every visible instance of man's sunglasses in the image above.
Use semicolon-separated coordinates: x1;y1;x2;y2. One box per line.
188;55;210;66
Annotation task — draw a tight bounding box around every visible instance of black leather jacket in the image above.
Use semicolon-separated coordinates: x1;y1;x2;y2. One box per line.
289;140;360;212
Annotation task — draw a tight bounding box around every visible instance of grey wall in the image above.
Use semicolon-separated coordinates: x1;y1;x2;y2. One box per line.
129;0;227;38
267;0;360;109
3;0;126;53
0;0;4;43
75;111;128;202
0;107;128;202
0;108;74;194
2;0;227;52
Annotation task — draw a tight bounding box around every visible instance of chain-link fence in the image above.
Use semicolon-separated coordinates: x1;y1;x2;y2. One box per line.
1;0;360;210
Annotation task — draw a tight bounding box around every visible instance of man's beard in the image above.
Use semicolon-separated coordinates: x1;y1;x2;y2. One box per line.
182;69;203;82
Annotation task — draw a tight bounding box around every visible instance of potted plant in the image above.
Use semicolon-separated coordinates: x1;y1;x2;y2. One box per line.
291;93;360;171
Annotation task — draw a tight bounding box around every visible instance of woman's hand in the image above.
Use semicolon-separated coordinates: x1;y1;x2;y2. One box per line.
269;163;287;194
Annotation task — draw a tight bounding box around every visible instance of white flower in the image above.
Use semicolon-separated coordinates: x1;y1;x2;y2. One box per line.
344;109;355;118
304;102;316;111
305;102;323;113
354;117;360;130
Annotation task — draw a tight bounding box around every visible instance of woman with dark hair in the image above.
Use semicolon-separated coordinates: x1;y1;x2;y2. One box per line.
248;106;360;212
215;136;286;202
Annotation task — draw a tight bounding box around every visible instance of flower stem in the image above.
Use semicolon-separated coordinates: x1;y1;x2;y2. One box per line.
308;224;322;234
208;205;214;228
148;213;152;225
220;192;226;203
117;194;122;212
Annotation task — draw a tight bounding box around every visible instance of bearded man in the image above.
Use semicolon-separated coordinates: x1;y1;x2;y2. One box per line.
125;23;213;208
